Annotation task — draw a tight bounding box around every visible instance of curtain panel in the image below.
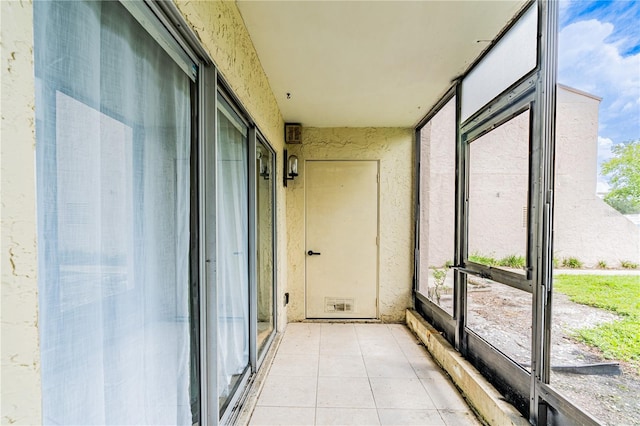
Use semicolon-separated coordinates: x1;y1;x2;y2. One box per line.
35;1;192;423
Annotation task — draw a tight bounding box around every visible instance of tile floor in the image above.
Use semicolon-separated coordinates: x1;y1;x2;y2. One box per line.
249;323;481;426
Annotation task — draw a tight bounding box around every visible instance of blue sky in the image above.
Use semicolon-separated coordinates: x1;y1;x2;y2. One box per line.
558;0;640;191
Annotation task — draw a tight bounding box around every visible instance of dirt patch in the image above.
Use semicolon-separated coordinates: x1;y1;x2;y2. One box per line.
431;277;640;425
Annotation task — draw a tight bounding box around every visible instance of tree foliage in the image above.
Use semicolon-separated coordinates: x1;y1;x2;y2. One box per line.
601;140;640;214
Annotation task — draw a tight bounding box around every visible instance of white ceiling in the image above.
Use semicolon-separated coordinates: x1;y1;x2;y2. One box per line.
236;1;527;128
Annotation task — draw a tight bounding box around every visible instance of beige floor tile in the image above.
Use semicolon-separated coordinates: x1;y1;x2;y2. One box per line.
269;353;319;377
370;378;436;410
250;324;477;425
407;356;440;379
359;339;405;358
286;322;322;335
377;408;445;426
319;355;368;377
388;324;419;342
316;408;380;425
321;323;357;336
278;335;320;355
363;356;417;378
439;409;481;426
355;324;394;340
320;336;362;356
420;378;469;411
257;375;317;407
316;377;376;408
397;341;429;358
249;406;316;425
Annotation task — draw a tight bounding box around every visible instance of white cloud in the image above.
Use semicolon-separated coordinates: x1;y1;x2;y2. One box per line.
598;136;614;161
596;180;610;196
559;19;640;144
596;136;614;193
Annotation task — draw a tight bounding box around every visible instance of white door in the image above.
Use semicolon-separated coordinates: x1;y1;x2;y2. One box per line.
305;161;379;318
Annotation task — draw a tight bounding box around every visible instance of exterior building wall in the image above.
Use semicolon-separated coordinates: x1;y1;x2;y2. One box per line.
420;99;456;271
554;86;640;266
1;1;42;424
424;85;640;268
175;0;289;330
285;128;414;323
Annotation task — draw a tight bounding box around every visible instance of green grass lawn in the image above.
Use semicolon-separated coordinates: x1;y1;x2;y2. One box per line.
554;275;640;368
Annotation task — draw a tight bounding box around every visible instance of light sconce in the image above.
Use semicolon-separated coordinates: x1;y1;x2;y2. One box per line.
260;162;270;180
283;149;298;187
258;152;270;180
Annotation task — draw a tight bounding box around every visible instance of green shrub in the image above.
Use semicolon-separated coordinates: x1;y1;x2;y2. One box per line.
561;257;583;269
428;267;449;305
553;257;560;269
498;254;526;269
469;252;498;266
597;260;608;269
621;260;639;269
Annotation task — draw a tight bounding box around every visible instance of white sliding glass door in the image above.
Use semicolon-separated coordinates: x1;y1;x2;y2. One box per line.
35;1;193;424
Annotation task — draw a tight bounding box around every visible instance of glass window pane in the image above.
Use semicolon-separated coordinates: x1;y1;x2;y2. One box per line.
35;1;192;424
468;110;530;274
418;96;456;315
466;277;532;372
461;5;537;122
216;95;249;413
550;2;640;423
256;141;275;355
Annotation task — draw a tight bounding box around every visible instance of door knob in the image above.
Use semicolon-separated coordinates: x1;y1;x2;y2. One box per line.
307;250;321;256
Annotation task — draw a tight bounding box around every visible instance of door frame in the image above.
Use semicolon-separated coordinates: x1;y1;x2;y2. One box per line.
303;159;381;320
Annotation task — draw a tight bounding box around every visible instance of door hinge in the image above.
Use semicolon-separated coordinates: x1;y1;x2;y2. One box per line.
376;236;379;246
376;173;379;183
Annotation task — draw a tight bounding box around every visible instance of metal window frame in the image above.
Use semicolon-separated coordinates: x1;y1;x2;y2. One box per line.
414;1;599;424
255;133;279;365
214;70;281;426
124;2;280;424
120;0;199;80
413;87;457;310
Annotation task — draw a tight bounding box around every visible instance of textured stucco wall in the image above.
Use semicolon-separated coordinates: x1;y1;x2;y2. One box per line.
1;1;42;424
286;128;414;323
174;0;289;330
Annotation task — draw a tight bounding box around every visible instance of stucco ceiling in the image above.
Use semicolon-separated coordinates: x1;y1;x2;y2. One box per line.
236;1;527;128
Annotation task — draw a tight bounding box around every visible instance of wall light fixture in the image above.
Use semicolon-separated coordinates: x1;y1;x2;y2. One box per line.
283;149;298;187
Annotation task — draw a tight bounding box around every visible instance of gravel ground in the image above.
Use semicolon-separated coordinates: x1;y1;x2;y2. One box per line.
426;273;640;425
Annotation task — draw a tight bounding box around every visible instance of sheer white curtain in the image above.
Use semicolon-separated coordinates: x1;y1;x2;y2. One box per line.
35;1;192;424
216;98;250;406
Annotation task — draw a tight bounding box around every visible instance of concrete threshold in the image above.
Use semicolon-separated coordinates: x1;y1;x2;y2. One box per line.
406;309;529;426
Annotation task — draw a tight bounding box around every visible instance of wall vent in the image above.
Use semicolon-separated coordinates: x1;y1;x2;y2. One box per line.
284;123;302;144
325;297;355;313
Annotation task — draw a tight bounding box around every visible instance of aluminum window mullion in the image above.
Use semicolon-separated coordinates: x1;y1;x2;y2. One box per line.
461;72;537;133
454;83;467;353
248;127;258;373
144;0;212;67
462;84;536;142
199;65;218;426
120;0;197;80
532;0;558;423
537;383;600;426
455;264;533;294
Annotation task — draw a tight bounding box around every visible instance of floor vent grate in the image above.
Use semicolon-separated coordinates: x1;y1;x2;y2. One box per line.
325;297;355;313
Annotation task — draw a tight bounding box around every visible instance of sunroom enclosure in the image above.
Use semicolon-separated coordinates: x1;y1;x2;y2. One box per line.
3;0;637;425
